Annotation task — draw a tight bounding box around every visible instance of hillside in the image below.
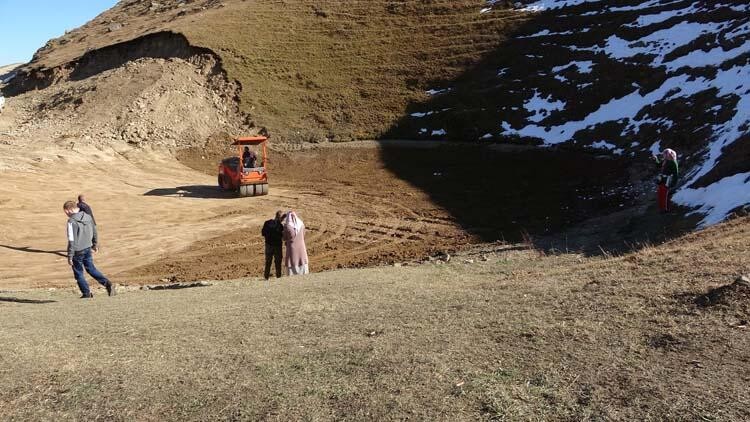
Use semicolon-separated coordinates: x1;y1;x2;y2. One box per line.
1;2;750;419
4;0;528;142
2;216;749;420
2;0;747;229
389;0;750;227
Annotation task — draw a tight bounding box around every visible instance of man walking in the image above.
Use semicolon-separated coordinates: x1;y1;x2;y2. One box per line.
64;200;115;298
77;194;96;225
261;210;284;280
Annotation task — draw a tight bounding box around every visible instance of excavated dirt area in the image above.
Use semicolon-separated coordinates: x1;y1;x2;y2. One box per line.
128;140;633;284
0;136;633;290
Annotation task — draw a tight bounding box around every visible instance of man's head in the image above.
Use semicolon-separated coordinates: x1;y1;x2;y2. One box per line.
77;194;86;203
244;146;250;153
63;200;79;217
275;210;284;222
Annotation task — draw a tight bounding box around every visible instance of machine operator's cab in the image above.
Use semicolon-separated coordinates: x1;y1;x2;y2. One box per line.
218;136;269;197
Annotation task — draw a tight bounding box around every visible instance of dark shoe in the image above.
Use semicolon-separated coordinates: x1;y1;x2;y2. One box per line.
80;292;93;299
106;282;116;297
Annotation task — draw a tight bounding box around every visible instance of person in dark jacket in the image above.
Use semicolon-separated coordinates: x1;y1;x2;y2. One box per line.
242;147;257;169
261;210;284;280
653;148;679;213
77;194;96;225
64;200;115;298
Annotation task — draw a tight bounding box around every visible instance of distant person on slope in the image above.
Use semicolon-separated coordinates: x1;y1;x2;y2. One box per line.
63;200;115;298
282;211;309;275
77;194;96;225
242;146;257;169
653;148;679;213
262;210;284;280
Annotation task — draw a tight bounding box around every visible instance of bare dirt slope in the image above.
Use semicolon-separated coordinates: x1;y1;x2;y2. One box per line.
2;217;748;420
0;145;441;289
2;52;245;150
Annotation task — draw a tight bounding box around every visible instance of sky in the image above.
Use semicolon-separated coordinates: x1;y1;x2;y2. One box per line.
0;0;118;65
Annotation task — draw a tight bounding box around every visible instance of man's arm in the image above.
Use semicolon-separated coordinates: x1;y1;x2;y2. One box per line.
92;223;99;251
668;162;679;189
67;222;75;265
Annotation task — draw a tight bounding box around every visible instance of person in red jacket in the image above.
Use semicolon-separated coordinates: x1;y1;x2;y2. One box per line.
653;148;679;213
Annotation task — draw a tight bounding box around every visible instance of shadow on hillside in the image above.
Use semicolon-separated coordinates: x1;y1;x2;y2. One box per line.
535;205;703;255
0;244;67;257
377;144;633;245
376;4;695;255
0;297;56;304
144;185;234;199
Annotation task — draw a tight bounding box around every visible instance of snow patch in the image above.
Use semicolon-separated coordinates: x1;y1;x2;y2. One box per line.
649;141;662;156
673;173;750;227
516;0;600;12
552;60;594;74
426;88;452;96
524;90;566;123
666;39;750;71
590;140;617;150
624;3;700;28
601;21;729;64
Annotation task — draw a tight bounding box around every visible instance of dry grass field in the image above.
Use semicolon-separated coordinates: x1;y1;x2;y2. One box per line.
2;216;748;421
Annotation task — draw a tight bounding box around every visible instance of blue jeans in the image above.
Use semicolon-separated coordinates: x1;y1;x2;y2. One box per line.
71;248;110;295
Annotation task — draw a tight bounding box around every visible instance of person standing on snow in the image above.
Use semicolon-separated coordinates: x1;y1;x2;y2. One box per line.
653;148;679;213
63;200;115;298
282;211;309;275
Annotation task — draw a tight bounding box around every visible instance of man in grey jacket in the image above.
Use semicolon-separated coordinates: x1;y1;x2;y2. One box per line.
64;200;115;298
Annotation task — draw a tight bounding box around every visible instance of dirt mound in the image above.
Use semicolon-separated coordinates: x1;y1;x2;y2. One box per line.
694;275;750;308
4;51;247;149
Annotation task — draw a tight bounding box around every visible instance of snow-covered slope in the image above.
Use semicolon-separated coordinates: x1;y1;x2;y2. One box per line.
507;1;749;226
401;0;749;227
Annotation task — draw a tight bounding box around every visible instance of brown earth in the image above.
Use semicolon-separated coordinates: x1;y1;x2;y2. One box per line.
0;130;638;290
139;139;633;282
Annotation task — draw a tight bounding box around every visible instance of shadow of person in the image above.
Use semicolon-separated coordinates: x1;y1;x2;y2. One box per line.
0;244;67;257
143;185;235;199
0;297;57;304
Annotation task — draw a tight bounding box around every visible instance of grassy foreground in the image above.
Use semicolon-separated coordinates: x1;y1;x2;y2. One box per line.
1;217;749;421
